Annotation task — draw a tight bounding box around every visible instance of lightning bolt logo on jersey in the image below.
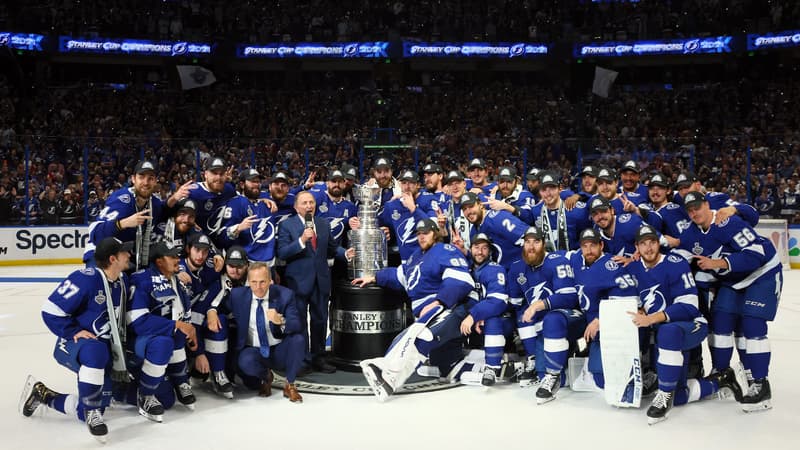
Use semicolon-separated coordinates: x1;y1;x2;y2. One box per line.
378;192;438;262
310;188;357;247
507;252;578;311
223;194;277;263
188;182;236;246
627;253;704;324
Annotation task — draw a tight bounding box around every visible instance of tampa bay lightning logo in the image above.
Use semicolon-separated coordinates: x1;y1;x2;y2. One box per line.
640;284;666;313
667;255;683;263
619;213;631;223
684;39;700;53
92;312;111;338
525;281;553;303
119;193;131;204
398;218;418;245
604;260;619;271
344;44;358;56
250;218;275;244
329;217;346;240
172;42;188;55
577;284;591;312
406;264;422;290
206;206;230;234
677;219;691;233
0;34;9;45
510;44;525;57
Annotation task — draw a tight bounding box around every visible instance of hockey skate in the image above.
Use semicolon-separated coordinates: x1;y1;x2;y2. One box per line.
85;408;108;443
706;367;744;402
536;372;561;404
360;359;394;402
173;382;196;410
19;375;60;417
646;390;674;425
741;378;772;412
518;356;538;388
212;371;234;399
137;391;164;422
481;366;501;387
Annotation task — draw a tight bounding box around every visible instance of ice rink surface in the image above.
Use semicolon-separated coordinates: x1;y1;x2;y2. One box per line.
1;264;798;450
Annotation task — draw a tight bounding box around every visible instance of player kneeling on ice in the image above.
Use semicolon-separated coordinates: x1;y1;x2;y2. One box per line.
21;237;134;443
351;219;474;401
627;225;744;425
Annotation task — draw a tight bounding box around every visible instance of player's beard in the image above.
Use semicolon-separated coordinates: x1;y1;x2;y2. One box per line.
522;246;545;267
245;185;260;200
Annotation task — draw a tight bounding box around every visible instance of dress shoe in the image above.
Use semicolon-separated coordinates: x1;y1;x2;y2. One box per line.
283;383;303;403
312;357;336;374
259;370;274;397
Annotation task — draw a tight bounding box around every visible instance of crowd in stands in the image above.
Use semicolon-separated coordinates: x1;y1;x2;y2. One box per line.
2;60;800;225
2;1;798;43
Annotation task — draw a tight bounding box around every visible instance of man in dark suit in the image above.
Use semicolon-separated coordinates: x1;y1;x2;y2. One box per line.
221;262;305;402
277;190;338;373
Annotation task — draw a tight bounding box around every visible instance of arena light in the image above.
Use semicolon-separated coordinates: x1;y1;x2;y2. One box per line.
574;36;732;57
0;32;45;51
58;36;213;56
236;42;389;58
747;30;800;51
402;42;549;58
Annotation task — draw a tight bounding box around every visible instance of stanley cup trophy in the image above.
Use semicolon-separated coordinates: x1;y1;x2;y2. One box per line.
348;183;388;279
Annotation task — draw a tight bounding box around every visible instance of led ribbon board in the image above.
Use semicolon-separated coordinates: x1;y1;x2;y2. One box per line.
0;32;45;51
403;42;549;58
237;42;389;58
575;36;732;57
58;36;212;56
747;30;800;50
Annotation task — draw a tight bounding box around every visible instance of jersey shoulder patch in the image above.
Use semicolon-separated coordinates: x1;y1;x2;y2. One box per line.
618;213;632;223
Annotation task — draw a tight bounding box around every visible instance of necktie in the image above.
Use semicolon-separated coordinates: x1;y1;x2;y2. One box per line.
255;299;270;358
311;229;318;251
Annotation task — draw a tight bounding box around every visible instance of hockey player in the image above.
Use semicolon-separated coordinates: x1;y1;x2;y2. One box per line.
676;191;782;412
627;224;744;424
531;171;592;251
568;228;640;388
460;192;527;270
485;166;535;225
128;241;198;421
458;233;512;387
442;170;473;248
589;196;647;260
619;160;649;198
21;237;133;442
672;171;760;227
370;157;401;209
222;168;278;266
185;157;238;249
263;171;296;226
310;169;357;279
507;227;580;395
465;158;496;196
85;160;170;270
352;219;474;401
153;198;200;250
422;163;448;205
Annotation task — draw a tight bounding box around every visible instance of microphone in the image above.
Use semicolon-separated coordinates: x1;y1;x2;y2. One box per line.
305;212;314;229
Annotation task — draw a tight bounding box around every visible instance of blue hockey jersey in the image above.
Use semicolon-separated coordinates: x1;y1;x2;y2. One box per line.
507;252;578;311
378;193;438;262
673;191;759;227
596;212;646;257
467;261;510;322
375;242;473;316
473;209;528;270
310;188;357;247
187;182;237;246
128;267;193;337
531;200;592;251
222;194;277;264
626;253;704;323
567;251;639;323
42;268;127;341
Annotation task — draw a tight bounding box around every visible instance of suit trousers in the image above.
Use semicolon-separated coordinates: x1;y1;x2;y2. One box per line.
237;334;306;384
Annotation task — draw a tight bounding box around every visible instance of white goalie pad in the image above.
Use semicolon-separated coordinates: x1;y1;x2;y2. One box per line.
599;297;642;408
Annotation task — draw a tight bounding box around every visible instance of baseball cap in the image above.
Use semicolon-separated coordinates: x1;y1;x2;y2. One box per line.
241;168;262;181
683;191;707;210
538;172;559;187
89;190;97;196
635;224;660;243
523;227;546;240
621;160;640;174
422;163;443;174
579;228;602;243
328;170;345;181
343;165;358;181
373;157;391;169
648;173;670;188
416;218;439;234
589;197;612;213
93;237;133;264
204;157;226;171
149;241;182;261
186;233;212;249
176;198;197;214
471;233;493;245
445;170;465;184
581;166;599;178
63;188;72;195
674;172;698;190
459;192;481;207
497;166;516;182
225;246;249;266
271;172;289;184
526;167;541;181
468;158;486;170
596;167;617;182
398;170;419;182
134;160;157;175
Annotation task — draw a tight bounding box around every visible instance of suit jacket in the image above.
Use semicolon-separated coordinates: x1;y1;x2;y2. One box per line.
276;214;337;297
226;285;304;352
